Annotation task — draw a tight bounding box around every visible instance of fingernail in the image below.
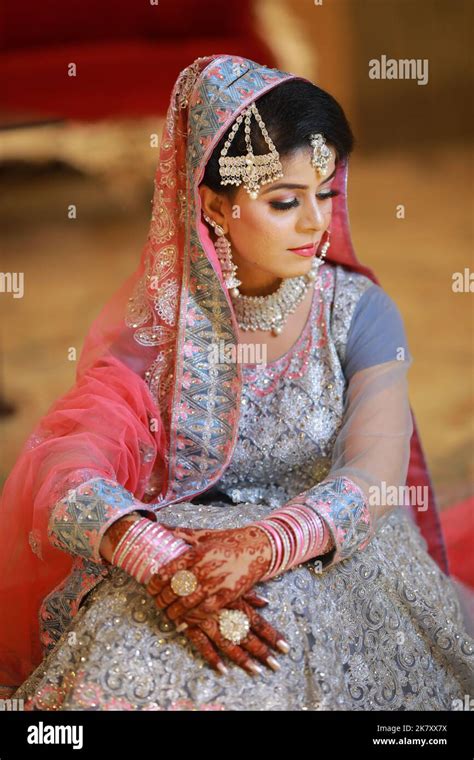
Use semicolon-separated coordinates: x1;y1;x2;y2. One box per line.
217;663;229;675
259;596;271;604
247;662;263;676
175;622;188;632
276;639;290;653
266;656;281;671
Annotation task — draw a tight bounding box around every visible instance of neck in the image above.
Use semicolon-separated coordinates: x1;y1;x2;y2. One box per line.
238;279;283;297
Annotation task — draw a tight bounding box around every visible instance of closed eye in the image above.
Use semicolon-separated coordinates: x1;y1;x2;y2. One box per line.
269;189;339;211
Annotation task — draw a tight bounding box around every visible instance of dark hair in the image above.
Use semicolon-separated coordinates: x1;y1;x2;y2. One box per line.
201;79;355;197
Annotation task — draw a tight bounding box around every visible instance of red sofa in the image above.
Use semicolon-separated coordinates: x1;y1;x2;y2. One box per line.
0;0;277;121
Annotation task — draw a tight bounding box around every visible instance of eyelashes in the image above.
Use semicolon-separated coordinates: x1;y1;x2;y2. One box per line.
270;189;339;211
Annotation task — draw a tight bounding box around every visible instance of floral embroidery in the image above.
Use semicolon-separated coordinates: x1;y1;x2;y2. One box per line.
15;531;474;711
126;56;294;505
47;477;157;564
39;556;109;655
23;665;226;711
294;476;372;568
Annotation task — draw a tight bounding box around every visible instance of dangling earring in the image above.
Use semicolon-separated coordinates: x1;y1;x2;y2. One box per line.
203;213;242;294
315;227;331;271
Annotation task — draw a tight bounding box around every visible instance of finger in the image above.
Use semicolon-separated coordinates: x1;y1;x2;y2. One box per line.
153;584;180;609
242;590;270;607
179;625;228;675
234;597;289;653
185;588;237;619
174;593;272;632
193;615;263;676
230;627;279;671
146;549;197;596
164;582;266;623
227;600;280;671
162;586;209;619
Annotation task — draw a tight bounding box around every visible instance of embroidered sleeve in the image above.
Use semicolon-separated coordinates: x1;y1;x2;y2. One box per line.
277;476;371;570
48;476;158;565
276;355;413;571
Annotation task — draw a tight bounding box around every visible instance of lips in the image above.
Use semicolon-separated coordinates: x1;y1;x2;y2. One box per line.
288;243;318;257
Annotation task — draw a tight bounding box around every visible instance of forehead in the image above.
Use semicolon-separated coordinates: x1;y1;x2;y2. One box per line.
280;145;337;178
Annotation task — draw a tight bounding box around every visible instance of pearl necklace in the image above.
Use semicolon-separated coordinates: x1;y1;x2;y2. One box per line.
230;240;329;336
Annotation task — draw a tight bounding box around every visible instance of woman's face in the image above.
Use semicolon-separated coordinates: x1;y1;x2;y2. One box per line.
199;144;337;296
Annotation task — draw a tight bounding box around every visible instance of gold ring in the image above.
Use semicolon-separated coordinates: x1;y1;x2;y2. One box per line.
170;569;199;597
218;609;250;645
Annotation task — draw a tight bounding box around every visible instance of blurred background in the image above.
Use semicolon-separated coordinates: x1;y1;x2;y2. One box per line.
0;0;472;586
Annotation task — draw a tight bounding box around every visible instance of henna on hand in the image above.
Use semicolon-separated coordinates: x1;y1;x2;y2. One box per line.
176;595;288;676
105;520;288;674
149;524;273;622
103;516;270;608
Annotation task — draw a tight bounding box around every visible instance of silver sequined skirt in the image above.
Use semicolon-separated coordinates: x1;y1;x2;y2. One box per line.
13;503;474;711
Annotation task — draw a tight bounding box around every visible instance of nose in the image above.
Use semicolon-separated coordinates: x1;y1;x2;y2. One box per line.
298;195;326;233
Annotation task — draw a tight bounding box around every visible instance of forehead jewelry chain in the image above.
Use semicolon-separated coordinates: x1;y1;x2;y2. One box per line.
309;133;332;177
218;102;283;199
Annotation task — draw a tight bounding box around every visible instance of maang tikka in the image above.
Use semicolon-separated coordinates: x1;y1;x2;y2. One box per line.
218;100;332;198
309;132;332;177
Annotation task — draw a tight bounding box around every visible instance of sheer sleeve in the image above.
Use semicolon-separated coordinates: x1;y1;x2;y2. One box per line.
270;284;414;571
307;357;413;568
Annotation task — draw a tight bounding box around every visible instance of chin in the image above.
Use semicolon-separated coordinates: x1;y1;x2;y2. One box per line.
282;257;314;277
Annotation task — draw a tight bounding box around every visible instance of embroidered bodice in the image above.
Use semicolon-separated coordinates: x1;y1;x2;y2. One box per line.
214;263;373;507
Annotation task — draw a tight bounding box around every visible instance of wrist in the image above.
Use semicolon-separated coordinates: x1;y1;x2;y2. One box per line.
246;524;274;572
253;505;333;581
110;517;190;585
100;511;141;563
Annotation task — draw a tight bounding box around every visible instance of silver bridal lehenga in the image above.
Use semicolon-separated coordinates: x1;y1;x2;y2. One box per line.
13;265;474;710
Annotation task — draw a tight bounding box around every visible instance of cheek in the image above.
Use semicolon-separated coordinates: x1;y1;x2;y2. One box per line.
232;207;291;253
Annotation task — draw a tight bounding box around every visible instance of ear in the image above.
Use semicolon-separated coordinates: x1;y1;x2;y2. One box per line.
199;184;229;234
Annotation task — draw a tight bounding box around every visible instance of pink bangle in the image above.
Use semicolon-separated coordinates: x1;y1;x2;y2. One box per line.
254;522;282;579
253;504;332;581
126;523;159;577
111;517;190;586
112;519;150;566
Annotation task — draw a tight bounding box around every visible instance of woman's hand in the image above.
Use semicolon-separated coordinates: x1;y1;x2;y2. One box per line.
146;524;290;674
147;524;273;621
175;594;289;676
147;523;272;610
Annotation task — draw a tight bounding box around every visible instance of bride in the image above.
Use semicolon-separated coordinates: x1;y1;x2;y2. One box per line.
1;54;473;711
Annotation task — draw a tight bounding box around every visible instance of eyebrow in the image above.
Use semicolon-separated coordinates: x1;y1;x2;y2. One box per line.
261;167;337;195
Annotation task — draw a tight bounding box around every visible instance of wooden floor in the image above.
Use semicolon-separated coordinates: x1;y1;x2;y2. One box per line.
1;143;473;509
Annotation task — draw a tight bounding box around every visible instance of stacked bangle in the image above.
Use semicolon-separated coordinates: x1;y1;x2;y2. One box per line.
111;517;190;586
254;504;332;581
